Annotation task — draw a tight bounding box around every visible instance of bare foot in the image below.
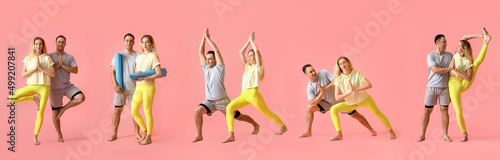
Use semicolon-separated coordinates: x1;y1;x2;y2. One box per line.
483;27;491;44
222;133;235;143
443;135;453;142
389;130;397;139
135;133;142;140
33;94;41;111
138;133;147;143
56;107;67;120
58;136;64;142
330;134;343;141
33;135;40;145
275;125;287;135
416;135;425;142
192;135;203;143
252;124;260;134
299;131;312;138
461;132;468;142
108;135;117;142
139;136;152;145
370;130;377;136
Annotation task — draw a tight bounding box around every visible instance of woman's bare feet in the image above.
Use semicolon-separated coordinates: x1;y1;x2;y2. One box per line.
275;125;287;135
33;94;41;111
252;124;260;134
416;135;425;142
389;129;397;139
138;131;147;142
58;136;64;142
330;131;343;141
222;132;235;143
461;132;468;142
370;129;377;136
139;134;152;145
483;27;492;44
33;135;40;145
135;133;142;140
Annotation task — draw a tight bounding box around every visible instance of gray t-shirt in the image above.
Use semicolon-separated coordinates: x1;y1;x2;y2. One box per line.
111;51;140;91
49;52;77;90
203;62;228;100
427;51;453;88
307;70;338;104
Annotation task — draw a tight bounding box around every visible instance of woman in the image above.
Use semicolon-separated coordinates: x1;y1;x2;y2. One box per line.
9;37;55;145
222;32;287;143
130;35;163;145
329;56;396;141
448;27;491;142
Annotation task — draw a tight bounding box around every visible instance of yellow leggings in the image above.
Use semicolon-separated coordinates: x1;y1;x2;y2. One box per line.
330;95;392;131
8;85;49;135
226;88;284;132
449;44;488;133
131;83;155;135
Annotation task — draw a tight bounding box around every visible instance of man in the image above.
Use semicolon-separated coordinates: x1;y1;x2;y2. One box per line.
193;29;259;142
108;33;142;141
417;34;454;142
299;64;376;138
49;35;86;142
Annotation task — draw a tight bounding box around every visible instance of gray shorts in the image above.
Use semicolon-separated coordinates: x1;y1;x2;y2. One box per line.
317;100;356;115
114;90;135;107
200;97;241;118
424;87;450;107
50;84;83;109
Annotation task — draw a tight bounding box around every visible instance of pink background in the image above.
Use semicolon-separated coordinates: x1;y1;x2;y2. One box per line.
1;0;500;159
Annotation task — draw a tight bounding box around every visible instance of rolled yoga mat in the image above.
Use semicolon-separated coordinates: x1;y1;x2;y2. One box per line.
114;53;124;92
129;68;167;80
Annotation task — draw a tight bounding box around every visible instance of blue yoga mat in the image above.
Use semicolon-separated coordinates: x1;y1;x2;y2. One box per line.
114;53;124;92
129;68;167;80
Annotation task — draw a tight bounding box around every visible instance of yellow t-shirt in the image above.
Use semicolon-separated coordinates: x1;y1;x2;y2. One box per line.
135;52;160;84
334;70;369;105
450;53;473;80
242;63;264;89
23;54;54;85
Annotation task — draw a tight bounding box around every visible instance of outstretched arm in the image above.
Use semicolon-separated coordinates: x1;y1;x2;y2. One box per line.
239;40;250;67
205;29;223;65
199;30;207;66
461;34;483;41
249;32;262;68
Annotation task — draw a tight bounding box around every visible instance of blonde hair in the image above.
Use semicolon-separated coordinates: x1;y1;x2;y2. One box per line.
29;37;48;57
460;40;473;62
140;35;158;53
334;56;354;77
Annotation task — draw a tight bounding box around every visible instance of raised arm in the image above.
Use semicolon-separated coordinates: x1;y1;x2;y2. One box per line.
461;34;483;41
205;29;223;65
249;32;262;68
199;30;207;66
239;40;250;67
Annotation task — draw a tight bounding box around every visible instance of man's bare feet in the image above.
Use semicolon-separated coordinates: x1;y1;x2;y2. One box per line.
416;136;425;142
275;125;287;135
389;130;397;139
443;135;453;142
252;124;260;134
192;135;203;143
56;107;67;120
108;135;117;142
33;94;41;111
370;130;377;136
461;132;468;142
58;136;64;142
299;131;312;138
330;132;343;141
33;135;40;145
222;133;235;143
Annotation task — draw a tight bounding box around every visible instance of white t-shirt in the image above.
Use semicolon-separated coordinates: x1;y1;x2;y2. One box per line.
307;70;338;104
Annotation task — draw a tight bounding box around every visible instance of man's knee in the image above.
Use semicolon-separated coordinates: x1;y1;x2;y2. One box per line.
306;104;319;113
440;106;449;112
424;108;434;115
114;107;124;114
195;106;207;115
74;93;85;103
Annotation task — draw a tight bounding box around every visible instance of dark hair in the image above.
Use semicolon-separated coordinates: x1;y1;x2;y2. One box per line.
434;34;445;44
302;64;312;73
56;35;66;42
207;51;215;58
124;33;135;40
